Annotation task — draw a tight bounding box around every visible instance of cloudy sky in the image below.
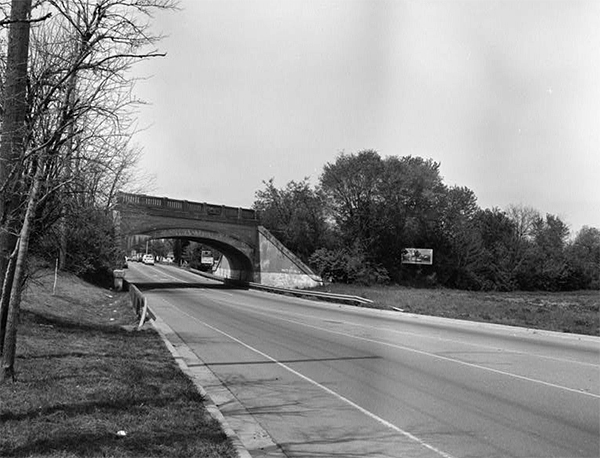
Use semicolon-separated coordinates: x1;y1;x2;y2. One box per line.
131;0;600;235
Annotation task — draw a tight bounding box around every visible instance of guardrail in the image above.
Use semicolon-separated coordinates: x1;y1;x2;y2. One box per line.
122;267;373;325
186;267;373;306
128;283;156;329
247;281;374;306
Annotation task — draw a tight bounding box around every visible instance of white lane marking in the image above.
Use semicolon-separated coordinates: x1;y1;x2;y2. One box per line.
190;292;599;399
227;290;600;368
238;307;600;399
251;303;600;368
169;303;455;458
141;272;599;394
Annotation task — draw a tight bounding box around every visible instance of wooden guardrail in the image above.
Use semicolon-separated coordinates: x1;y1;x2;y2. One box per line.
128;283;156;329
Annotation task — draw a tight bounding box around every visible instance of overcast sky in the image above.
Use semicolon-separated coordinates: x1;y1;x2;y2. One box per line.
130;0;600;235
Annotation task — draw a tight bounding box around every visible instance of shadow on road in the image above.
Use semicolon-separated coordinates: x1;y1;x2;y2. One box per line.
195;355;382;367
133;282;247;292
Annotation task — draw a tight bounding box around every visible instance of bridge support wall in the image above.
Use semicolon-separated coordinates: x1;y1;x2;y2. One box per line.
255;227;322;289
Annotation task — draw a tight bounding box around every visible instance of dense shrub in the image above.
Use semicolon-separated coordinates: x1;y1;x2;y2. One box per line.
309;246;389;285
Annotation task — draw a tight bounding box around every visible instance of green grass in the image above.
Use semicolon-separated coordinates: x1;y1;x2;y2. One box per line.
0;271;236;458
314;283;600;336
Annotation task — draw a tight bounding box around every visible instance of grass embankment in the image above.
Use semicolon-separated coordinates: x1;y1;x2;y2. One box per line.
0;271;236;458
314;283;600;336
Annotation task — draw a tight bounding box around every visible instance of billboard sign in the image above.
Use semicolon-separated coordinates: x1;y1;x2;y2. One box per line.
401;248;433;265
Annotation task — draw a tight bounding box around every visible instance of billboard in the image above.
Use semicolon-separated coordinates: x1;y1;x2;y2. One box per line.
401;248;433;265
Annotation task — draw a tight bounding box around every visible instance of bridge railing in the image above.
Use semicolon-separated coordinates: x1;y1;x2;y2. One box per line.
118;192;258;221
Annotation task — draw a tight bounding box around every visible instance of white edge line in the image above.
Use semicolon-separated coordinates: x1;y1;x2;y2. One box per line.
148;277;599;399
254;305;600;368
150;315;254;458
175;307;456;458
262;312;600;400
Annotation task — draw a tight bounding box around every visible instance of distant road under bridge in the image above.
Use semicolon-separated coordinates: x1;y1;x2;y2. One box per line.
115;192;321;288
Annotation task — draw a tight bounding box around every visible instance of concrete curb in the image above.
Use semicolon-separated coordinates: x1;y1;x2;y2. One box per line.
150;316;253;458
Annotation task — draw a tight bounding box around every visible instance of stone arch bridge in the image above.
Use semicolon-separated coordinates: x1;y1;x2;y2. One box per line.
115;192;321;288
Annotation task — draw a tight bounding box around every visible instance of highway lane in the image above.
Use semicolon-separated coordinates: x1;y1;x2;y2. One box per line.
125;262;600;458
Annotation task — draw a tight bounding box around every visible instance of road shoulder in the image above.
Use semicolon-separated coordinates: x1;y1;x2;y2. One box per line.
151;315;286;458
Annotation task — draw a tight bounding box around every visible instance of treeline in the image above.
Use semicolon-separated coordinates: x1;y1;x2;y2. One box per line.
254;150;599;291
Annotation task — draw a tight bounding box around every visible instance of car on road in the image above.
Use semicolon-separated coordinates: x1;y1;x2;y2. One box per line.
142;254;155;265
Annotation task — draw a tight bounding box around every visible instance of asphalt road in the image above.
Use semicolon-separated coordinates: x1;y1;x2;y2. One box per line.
125;262;600;458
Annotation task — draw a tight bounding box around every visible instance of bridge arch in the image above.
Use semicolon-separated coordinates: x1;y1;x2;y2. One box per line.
116;192;321;288
140;228;254;281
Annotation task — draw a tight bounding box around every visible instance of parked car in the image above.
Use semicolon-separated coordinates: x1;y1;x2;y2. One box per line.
142;254;155;265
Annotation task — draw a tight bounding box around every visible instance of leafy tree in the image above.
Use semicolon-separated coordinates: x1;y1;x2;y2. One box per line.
59;206;119;286
320;150;384;251
320;151;447;283
375;156;446;280
173;239;189;265
434;186;483;289
516;214;570;290
473;208;516;291
254;178;330;262
150;239;173;260
259;150;595;292
565;226;600;289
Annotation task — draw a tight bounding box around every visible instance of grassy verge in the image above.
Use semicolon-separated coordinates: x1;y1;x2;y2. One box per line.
313;283;600;336
0;270;236;458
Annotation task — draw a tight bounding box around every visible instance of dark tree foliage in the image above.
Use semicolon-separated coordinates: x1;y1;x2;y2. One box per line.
319;151;447;282
254;178;330;262
173;239;189;265
30;206;119;287
320;150;384;251
473;208;516;291
255;149;598;291
374;156;447;280
514;214;570;291
565;227;600;290
434;187;483;289
309;245;389;285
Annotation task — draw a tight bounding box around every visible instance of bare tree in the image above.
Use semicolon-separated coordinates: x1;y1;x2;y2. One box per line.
506;203;540;242
0;0;177;382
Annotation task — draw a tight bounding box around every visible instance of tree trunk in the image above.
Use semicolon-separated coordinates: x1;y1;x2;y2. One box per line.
1;154;45;382
0;0;33;357
0;251;16;355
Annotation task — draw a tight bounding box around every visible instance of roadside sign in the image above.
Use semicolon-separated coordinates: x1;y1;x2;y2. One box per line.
401;248;433;265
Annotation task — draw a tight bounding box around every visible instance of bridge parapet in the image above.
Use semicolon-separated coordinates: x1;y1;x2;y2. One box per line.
117;192;258;223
